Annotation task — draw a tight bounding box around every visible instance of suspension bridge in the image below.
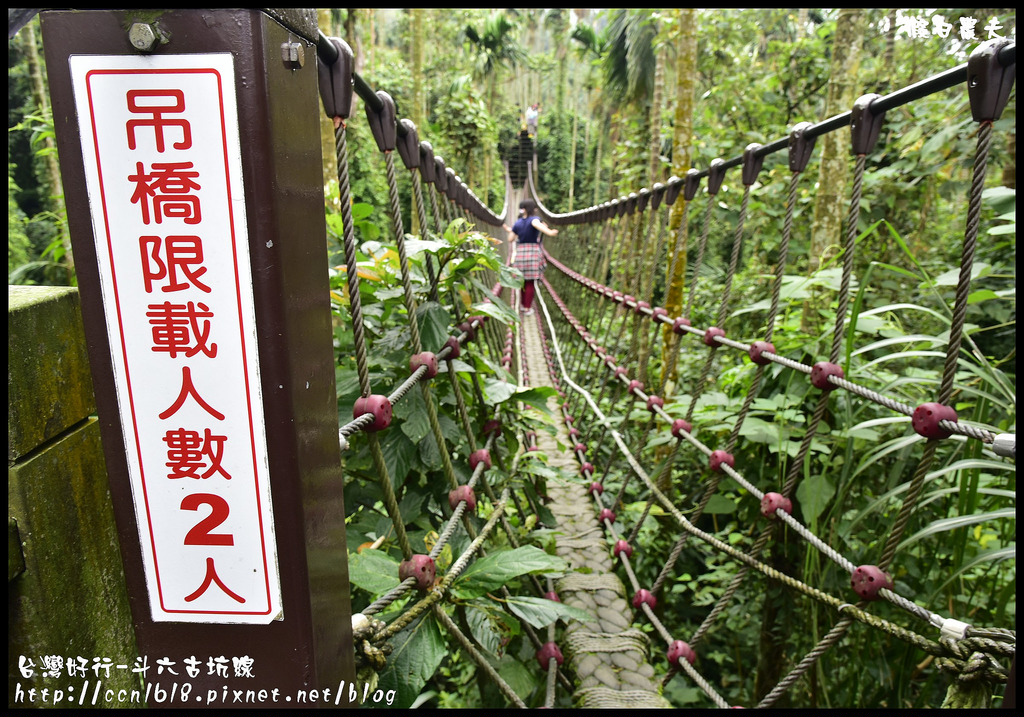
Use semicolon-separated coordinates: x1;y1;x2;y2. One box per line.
20;9;1015;710
325;28;1016;709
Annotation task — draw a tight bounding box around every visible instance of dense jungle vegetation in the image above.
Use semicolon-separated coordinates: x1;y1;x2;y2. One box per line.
9;8;1015;709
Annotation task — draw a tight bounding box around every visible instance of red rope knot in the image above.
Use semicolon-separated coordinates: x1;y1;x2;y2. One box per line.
588;482;604;496
667;640;696;666
634;299;651;315
469;448;492;471
580;462;595;476
398;555;436;591
850;565;892;601
564;415;575;424
760;492;793;519
612;290;624;303
574;442;587;455
543;591;561;602
353;395;392;432
709;449;735;472
672;317;692;335
748;341;775;366
410;351;438;379
613;539;633;558
536;643;564;670
458;321;477;342
811;361;844;390
703;326;726;347
623;294;636;309
599;508;616;523
632;589;657;609
614;365;628;378
672;419;693;439
448;485;476;513
912;402;958;439
627;379;645;396
646;395;665;412
651;307;669;322
443;336;461;359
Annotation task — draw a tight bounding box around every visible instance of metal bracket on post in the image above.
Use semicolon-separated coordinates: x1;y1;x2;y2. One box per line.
788;121;817;173
684;167;702;201
433;155;448;193
316;36;353;120
967;38;1016;122
707;158;727;196
650;182;666;212
625;192;639;215
741;143;764;186
365;90;397;152
664;176;682;206
636;187;650;213
396;118;420;170
419;141;436;183
850;93;885;156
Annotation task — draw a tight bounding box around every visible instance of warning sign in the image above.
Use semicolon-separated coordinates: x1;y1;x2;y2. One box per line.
69;53;282;623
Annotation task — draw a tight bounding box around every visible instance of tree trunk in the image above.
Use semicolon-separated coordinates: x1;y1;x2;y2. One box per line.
345;10;363;75
803;8;865;334
592;115;604;206
661;9;697;388
568;106;578;211
648;43;666;186
24;19;73;271
408;8;426;234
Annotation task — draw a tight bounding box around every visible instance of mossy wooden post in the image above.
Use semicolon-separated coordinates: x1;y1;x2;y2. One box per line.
40;8;355;707
9;286;138;708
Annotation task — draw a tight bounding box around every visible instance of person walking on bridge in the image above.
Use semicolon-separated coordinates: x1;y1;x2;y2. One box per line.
504;198;557;316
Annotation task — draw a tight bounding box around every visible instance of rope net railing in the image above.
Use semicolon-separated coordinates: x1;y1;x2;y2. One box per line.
316;27;1015;709
317;35;594;709
519;37;1015;709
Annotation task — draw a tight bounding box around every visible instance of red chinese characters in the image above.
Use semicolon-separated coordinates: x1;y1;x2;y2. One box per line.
124;86;241;606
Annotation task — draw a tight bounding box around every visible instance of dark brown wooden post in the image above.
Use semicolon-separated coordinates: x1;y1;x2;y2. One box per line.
41;8;355;707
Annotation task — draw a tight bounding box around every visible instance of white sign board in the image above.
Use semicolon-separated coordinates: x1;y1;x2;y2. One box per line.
70;54;282;623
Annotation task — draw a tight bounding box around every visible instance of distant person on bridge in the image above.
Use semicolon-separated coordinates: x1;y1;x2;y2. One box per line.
504;198;557;316
525;103;539;138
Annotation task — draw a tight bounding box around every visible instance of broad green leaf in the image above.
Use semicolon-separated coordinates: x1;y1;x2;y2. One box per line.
494;654;539;697
503;595;596;629
466;604;501;655
514;386;558;413
382;430;417;489
347;549;400;595
473;299;518;325
932;262;991;286
928;546;1016;599
703;493;738;514
351;202;374;222
968;289;1000;304
498;263;525;289
375;614;446;709
415;301;452;353
738;416;781;444
483;377;517;404
987;224;1016;235
453;546;567;598
897;509;1016;552
797;471;834;525
395;389;431;443
403;236;449;256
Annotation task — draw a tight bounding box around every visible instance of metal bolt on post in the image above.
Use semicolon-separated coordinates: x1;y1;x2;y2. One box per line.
128;23;159;52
